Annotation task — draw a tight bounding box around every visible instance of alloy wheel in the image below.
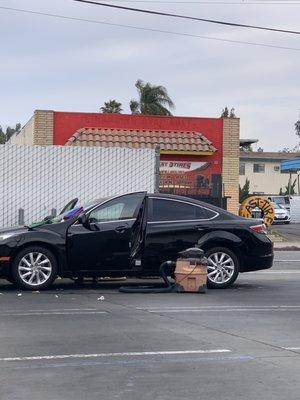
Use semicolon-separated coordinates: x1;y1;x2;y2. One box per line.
207;252;235;284
18;252;52;286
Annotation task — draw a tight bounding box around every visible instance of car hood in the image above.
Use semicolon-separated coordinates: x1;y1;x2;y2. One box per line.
0;226;29;241
0;226;29;235
0;219;73;240
275;209;288;215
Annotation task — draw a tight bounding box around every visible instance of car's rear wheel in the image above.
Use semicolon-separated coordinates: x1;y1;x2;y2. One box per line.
205;247;239;289
11;246;58;290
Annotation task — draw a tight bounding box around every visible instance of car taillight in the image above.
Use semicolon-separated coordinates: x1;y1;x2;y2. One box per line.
250;224;267;234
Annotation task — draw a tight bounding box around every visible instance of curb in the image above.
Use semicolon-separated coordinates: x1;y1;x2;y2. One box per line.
273;242;300;251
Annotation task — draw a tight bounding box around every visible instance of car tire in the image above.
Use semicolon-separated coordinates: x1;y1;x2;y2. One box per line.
205;247;239;289
11;246;58;290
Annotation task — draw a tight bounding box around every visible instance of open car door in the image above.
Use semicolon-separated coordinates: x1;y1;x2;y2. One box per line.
67;193;146;273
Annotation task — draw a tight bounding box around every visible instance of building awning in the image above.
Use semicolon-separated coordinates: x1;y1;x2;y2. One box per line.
65;127;217;155
281;157;300;172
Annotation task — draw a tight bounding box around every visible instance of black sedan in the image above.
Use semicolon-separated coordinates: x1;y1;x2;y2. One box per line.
0;192;273;290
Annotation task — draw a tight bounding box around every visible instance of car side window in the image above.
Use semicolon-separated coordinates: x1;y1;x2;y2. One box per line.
88;194;144;223
151;199;206;221
202;208;218;219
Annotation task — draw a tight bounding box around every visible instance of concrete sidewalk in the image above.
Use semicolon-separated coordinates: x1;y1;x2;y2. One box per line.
273;223;300;242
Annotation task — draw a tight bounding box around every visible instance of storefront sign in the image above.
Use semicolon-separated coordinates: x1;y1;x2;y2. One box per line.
160;161;209;172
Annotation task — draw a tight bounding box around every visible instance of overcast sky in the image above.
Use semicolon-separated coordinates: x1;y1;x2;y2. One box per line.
1;0;299;151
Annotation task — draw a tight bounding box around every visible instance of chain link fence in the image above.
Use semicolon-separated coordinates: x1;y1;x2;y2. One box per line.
0;145;158;227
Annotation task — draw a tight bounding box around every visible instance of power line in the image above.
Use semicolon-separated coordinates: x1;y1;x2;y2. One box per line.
73;0;300;35
91;1;300;3
1;6;299;52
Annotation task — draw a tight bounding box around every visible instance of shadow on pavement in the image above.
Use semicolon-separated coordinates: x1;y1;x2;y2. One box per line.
0;278;261;294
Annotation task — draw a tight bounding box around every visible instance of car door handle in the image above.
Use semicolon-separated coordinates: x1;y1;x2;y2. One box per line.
115;225;129;234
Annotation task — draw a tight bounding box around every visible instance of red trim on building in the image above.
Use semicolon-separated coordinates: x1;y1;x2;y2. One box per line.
53;112;223;148
53;111;224;197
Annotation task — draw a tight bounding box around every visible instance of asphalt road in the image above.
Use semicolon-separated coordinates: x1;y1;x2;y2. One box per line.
0;251;299;400
273;222;300;241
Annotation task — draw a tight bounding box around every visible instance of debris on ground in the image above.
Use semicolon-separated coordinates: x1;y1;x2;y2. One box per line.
97;296;105;301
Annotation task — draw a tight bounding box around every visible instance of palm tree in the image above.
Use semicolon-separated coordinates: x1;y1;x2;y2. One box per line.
221;107;229;118
221;107;236;118
130;80;175;116
100;100;123;114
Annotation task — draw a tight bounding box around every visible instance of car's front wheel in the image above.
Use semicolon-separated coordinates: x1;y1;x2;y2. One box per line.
205;247;239;289
11;246;58;290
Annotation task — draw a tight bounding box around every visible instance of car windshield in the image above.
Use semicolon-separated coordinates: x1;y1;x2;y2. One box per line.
271;197;289;206
28;211;76;228
28;197;110;228
272;202;285;210
28;214;65;228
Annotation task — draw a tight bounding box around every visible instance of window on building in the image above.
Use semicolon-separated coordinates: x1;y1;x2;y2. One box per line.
253;163;265;173
274;165;280;172
239;163;245;175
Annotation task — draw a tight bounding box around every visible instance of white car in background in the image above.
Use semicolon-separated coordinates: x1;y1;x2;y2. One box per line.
252;202;291;224
272;202;291;224
267;195;291;213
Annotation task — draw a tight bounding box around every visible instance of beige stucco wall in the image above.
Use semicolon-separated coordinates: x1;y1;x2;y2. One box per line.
239;160;298;194
8;115;35;145
8;110;54;146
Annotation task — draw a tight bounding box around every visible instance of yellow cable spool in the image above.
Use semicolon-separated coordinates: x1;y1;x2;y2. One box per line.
239;196;275;226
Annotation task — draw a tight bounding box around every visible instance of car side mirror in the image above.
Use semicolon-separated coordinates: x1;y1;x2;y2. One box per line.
78;213;89;227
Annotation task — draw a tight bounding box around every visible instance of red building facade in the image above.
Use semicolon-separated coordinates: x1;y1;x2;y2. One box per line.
10;110;240;213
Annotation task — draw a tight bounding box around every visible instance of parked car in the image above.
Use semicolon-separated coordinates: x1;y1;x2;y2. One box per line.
252;202;291;224
272;202;291;224
267;195;291;212
0;192;274;290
